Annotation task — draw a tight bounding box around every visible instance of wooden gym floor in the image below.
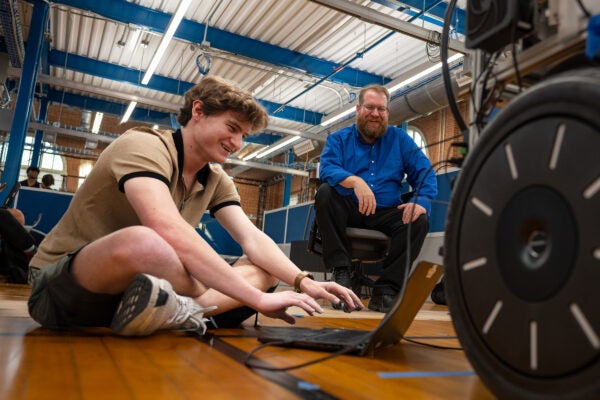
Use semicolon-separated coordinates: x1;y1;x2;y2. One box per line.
0;280;495;399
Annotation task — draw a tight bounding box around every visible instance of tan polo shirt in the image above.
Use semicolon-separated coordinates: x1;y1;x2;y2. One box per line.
30;127;240;268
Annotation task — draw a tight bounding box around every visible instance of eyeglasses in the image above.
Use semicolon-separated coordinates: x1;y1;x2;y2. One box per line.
360;104;388;114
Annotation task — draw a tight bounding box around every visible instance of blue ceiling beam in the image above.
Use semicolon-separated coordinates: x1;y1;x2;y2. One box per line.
49;49;189;95
372;0;466;35
48;50;324;125
51;0;389;87
43;88;283;145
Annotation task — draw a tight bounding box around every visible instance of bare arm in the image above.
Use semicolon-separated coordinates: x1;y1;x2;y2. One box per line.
215;205;363;310
123;177;324;320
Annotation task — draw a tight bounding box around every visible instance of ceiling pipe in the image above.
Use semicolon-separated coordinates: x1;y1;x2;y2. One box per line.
273;0;444;115
316;68;468;137
308;0;466;53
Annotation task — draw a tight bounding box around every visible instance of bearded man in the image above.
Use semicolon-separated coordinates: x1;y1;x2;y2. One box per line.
315;84;438;312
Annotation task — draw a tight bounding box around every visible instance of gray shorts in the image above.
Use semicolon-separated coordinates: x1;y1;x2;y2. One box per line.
28;254;269;330
28;252;122;329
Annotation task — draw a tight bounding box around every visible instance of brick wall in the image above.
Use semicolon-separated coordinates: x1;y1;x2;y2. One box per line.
409;100;469;168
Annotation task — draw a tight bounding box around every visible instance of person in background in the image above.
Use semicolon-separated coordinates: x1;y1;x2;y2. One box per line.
315;84;438;313
28;76;362;337
0;207;38;283
41;174;55;190
20;166;40;188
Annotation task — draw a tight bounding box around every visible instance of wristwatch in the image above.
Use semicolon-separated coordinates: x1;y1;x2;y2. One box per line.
294;271;314;293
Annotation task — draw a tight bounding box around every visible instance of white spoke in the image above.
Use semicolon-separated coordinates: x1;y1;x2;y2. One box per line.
549;123;565;170
462;257;487;272
482;300;503;335
530;321;538;370
504;143;518;180
471;197;493;217
583;176;600;199
570;303;600;349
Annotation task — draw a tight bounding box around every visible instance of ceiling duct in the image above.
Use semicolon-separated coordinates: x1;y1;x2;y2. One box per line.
318;71;467;136
389;72;462;125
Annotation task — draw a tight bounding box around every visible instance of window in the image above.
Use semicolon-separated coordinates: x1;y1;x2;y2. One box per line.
78;162;94;189
407;126;428;157
19;136;66;189
288;193;299;206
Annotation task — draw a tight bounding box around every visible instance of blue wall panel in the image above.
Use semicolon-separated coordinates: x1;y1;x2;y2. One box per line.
14;188;73;234
285;204;314;243
263;209;287;243
429;170;459;233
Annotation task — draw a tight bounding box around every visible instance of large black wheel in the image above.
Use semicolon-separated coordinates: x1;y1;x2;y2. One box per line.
444;68;600;399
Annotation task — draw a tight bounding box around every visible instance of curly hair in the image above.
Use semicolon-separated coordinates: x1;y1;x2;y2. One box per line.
178;76;269;133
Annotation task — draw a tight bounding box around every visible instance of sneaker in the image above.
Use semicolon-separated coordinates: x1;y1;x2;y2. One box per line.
110;273;217;336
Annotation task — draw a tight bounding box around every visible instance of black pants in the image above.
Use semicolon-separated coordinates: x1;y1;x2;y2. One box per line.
314;183;429;292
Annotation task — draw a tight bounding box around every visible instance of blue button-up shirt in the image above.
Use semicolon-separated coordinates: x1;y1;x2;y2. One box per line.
319;124;438;214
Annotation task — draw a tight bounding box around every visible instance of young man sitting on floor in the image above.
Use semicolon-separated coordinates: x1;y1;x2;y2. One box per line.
28;76;362;336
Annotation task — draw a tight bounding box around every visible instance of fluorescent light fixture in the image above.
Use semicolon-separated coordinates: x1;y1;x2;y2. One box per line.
388;53;464;94
141;0;192;85
320;107;356;127
242;149;263;161
127;28;142;53
120;101;137;124
255;136;302;159
91;112;103;133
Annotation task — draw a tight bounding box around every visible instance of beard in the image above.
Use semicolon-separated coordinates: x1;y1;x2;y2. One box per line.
356;115;387;141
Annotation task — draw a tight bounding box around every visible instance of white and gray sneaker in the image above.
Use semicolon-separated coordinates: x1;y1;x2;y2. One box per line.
110;273;217;336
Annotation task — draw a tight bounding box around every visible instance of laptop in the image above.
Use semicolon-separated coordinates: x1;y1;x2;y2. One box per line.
252;261;444;356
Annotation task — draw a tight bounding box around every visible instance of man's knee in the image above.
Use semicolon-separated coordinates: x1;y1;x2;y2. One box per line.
410;215;429;242
110;226;177;270
314;182;335;207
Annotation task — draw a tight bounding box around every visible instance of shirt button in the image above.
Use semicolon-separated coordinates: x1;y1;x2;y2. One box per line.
370;173;374;176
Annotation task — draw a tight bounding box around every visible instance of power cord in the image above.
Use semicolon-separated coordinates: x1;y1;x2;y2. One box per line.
244;340;357;371
576;0;592;18
441;0;468;135
402;335;463;351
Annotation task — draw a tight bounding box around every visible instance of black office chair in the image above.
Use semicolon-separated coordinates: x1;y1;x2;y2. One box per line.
305;189;416;297
307;216;391;297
